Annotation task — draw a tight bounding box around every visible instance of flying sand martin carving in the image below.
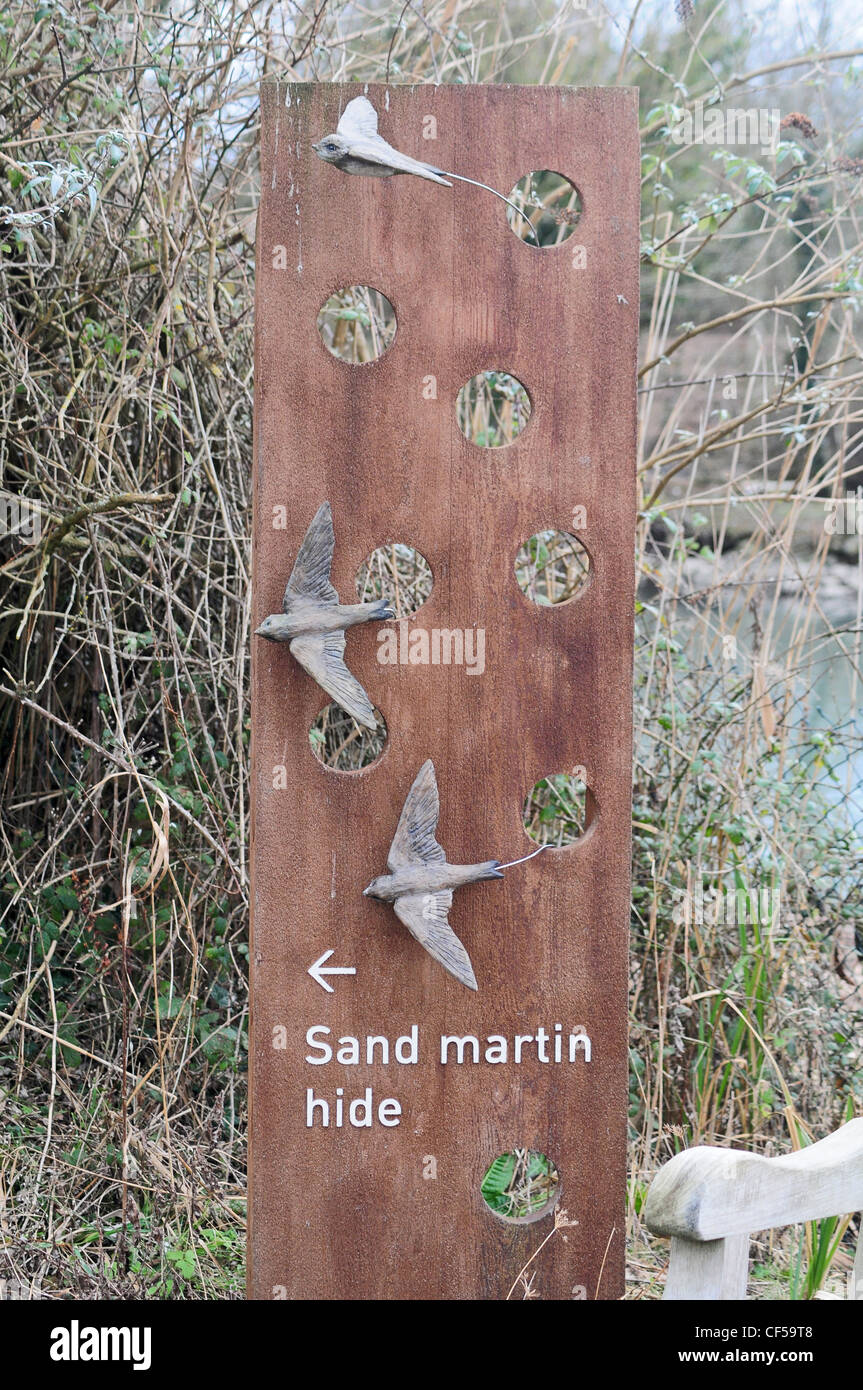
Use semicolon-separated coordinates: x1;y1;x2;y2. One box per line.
363;760;547;992
312;96;537;240
255;501;393;731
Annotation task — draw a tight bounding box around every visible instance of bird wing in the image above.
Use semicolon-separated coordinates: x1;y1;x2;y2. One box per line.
342;133;452;184
393;891;477;991
337;96;380;140
284;502;338;610
336;100;451;184
289;630;377;731
387;759;446;871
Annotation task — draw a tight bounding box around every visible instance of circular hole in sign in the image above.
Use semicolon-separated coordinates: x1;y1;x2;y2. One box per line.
506;171;582;247
480;1148;560;1224
355;543;433;619
316;285;396;364
515;529;590;606
309;703;387;771
523;772;591;848
456;371;531;447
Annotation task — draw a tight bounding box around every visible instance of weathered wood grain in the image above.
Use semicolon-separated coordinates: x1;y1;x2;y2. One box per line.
250;82;639;1301
663;1234;750;1301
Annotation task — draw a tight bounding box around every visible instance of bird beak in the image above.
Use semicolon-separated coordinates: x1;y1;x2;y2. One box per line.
362;885;371;897
254;624;265;637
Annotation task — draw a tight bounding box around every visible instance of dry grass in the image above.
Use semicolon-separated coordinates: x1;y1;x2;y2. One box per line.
455;369;532;446
514;529;590;606
355;541;433;618
506;170;583;246
316;286;397;363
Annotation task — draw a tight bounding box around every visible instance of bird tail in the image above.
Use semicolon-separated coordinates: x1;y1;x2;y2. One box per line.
370;598;395;621
477;859;504;882
386;152;452;185
416;165;452;187
436;170;539;244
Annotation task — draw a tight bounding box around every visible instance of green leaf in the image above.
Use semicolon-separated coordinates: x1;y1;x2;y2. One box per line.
481;1153;515;1200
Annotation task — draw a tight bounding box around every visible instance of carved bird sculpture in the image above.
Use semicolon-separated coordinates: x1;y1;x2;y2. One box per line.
255;501;393;731
363;759;504;991
313;96;536;238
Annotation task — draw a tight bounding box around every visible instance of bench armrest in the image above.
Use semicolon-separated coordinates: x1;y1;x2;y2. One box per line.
644;1118;863;1241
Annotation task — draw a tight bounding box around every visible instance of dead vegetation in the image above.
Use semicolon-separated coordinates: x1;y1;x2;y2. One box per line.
0;0;862;1298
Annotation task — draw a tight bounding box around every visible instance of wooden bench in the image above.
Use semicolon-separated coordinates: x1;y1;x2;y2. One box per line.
643;1119;863;1299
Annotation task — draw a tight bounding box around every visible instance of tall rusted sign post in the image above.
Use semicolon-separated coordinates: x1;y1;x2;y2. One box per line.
250;83;639;1300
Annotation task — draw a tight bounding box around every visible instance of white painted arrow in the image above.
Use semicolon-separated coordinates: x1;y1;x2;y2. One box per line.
308;949;357;993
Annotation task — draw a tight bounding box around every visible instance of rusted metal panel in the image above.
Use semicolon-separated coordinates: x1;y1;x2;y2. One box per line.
250;82;639;1300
